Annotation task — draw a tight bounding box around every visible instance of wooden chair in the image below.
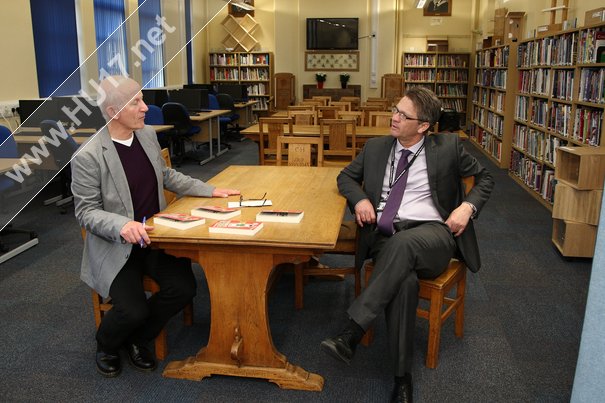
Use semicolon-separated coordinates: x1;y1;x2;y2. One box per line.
287;105;315;112
365;97;390;110
381;73;404;106
300;99;323;108
368;111;393;127
359;105;382;126
337;110;365;127
319;118;357;166
258;117;294;165
288;110;317;125
312;95;331;106
89;148;193;361
361;176;475;369
330;101;351;112
276;135;323;167
316;105;340;120
340;96;361;110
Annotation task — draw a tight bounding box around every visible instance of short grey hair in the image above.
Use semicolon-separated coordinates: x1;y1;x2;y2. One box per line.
97;75;141;121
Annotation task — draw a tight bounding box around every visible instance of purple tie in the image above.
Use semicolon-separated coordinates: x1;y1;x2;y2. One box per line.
377;149;413;235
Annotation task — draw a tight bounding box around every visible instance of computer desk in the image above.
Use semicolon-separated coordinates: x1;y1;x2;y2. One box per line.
234;100;258;127
189;110;230;165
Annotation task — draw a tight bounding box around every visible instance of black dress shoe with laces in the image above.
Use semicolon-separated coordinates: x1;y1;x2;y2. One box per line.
390;374;413;403
95;350;121;377
320;320;364;365
125;343;157;372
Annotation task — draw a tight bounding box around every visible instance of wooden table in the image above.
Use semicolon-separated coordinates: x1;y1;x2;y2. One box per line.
0;158;23;173
240;123;391;143
149;165;346;391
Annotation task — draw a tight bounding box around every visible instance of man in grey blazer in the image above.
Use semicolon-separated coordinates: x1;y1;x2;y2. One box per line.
72;76;239;377
321;87;494;402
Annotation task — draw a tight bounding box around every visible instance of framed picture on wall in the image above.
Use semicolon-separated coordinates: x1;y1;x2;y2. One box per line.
424;0;452;17
229;0;254;18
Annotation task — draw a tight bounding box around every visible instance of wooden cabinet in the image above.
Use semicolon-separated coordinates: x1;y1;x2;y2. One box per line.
402;52;471;128
509;23;605;210
470;44;517;169
209;51;274;112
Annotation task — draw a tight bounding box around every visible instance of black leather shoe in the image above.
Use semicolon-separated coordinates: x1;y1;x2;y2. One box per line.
95;350;121;377
390;374;413;403
125;343;157;372
320;331;358;365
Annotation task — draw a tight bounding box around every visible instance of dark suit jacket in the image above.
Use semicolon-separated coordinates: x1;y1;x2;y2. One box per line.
337;133;494;273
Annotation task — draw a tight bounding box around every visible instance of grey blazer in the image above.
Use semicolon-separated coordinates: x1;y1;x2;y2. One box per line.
337;133;494;273
71;126;215;297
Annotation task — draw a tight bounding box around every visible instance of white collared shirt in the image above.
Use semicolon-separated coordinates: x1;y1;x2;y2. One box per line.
377;139;443;223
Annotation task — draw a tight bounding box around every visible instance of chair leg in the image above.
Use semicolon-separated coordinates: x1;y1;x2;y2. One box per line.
454;272;466;338
154;329;168;361
360;263;375;346
91;290;103;328
426;289;444;369
183;301;194;326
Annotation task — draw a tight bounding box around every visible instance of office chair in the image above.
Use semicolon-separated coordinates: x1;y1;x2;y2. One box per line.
144;105;169;149
216;93;244;142
208;94;233;150
0;125;39;263
40;120;80;213
161;102;202;166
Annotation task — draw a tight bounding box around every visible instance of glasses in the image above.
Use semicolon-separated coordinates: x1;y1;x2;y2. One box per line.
239;192;267;206
391;106;423;122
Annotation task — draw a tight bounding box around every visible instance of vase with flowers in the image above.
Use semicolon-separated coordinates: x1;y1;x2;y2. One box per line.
339;73;350;89
315;73;326;89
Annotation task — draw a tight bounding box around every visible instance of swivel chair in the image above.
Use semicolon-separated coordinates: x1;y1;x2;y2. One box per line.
216;93;244;142
161;102;202;166
0;125;39;263
144;105;169;149
40;120;80;213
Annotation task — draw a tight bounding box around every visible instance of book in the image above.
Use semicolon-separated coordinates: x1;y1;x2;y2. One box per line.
190;205;241;220
208;220;264;236
153;213;205;230
256;210;304;224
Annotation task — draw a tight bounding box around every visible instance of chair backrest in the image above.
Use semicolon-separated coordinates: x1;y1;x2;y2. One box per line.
258;117;294;165
208;93;221;110
462;176;475;196
340;96;361;110
337;111;365;127
276;135;323;167
319;118;357;166
161;147;177;204
288;110;317;125
39;120;79;167
144;105;164;125
369;111;392;127
316;105;340;119
0;125;17;158
161;102;193;134
311;96;331;106
359;105;382;125
330;101;351;112
216;93;236;111
300;99;323;108
288;105;315;112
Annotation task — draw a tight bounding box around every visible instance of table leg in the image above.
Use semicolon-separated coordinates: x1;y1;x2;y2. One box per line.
161;249;324;391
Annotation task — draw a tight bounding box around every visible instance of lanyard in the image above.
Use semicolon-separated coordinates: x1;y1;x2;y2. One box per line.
387;139;425;191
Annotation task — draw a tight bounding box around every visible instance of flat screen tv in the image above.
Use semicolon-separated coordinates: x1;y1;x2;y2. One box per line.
306;18;358;50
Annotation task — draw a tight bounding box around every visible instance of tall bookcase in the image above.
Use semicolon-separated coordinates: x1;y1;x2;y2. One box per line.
470;44;518;169
401;52;471;128
509;22;605;210
209;51;274;112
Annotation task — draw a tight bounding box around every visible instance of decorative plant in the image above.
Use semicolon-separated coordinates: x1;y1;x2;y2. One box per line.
339;73;350;83
315;73;327;82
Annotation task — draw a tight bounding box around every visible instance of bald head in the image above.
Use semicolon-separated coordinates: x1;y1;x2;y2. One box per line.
97;76;142;121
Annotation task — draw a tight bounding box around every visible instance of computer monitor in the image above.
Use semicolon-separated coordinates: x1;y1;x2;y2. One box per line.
18;99;60;127
54;96;106;130
217;83;248;103
142;89;169;107
168;89;209;112
183;83;217;95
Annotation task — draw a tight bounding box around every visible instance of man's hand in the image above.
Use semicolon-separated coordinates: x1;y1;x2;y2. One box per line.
445;203;473;237
354;199;376;227
120;220;154;247
212;188;240;198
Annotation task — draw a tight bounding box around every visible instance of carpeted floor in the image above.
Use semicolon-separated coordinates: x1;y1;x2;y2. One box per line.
0;138;593;402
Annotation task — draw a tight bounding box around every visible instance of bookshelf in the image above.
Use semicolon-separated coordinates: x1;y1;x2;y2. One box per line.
401;52;471;128
209;51;274;112
509;22;605;210
470;44;518;169
220;14;259;52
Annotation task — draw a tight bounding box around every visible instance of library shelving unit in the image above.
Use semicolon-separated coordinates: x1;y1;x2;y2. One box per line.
469;43;518;168
209;51;274;112
509;22;605;211
401;52;471;128
220;14;259;52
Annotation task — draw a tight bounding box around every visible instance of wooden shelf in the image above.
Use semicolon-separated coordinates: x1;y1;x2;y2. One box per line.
221;14;259;52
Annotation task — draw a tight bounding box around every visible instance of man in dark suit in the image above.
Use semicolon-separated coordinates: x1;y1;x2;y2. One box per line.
321;87;494;402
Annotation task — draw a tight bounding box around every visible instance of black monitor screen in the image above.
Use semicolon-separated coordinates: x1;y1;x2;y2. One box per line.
18;99;60;127
183;84;217;95
307;18;359;50
54;96;106;130
217;84;248;103
142;89;169;107
168;89;209;111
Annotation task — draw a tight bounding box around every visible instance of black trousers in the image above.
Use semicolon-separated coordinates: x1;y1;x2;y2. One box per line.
96;246;196;353
347;221;456;375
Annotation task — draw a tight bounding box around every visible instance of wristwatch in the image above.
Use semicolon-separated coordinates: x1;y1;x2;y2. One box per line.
463;201;477;219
